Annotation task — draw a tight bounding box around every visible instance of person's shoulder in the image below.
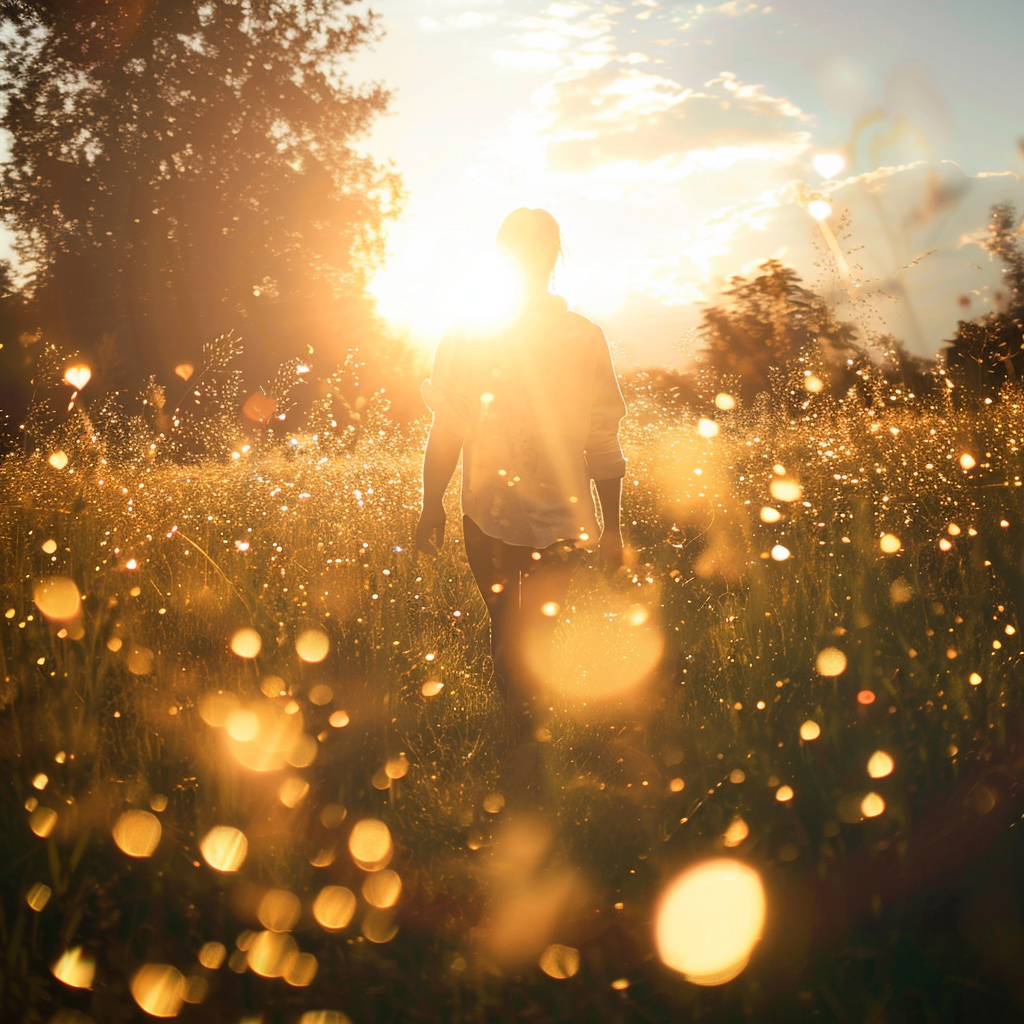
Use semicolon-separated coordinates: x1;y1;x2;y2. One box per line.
561;306;607;345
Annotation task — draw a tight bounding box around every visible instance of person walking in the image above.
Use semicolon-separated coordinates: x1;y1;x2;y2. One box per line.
415;208;627;748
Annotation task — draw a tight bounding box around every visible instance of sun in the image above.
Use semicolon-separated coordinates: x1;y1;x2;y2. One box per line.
369;233;527;342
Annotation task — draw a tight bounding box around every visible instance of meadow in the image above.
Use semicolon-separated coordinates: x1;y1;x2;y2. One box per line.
2;342;1024;1024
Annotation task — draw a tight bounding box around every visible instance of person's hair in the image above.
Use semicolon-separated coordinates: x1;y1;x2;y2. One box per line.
496;208;563;285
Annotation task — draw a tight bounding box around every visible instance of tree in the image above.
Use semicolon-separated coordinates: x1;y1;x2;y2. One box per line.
943;202;1024;399
0;0;403;389
697;260;860;403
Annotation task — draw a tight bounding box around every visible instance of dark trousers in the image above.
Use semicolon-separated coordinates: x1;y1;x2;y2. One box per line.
463;515;581;733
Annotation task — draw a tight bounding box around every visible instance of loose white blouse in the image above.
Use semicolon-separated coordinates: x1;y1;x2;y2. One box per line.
422;293;627;550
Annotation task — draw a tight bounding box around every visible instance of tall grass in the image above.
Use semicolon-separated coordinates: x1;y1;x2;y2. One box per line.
2;351;1024;1023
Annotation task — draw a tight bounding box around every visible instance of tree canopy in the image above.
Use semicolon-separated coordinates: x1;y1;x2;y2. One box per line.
0;0;402;387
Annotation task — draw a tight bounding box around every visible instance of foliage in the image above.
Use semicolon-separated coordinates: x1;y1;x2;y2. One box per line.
943;202;1024;398
3;346;1024;1022
696;260;862;403
0;0;404;388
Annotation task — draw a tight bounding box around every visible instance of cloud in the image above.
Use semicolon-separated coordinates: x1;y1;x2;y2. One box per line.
534;67;812;174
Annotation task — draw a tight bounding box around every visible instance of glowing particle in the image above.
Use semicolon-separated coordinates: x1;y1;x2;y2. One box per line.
866;751;894;779
131;964;186;1017
804;374;824;393
611;978;630;990
421;681;444;697
26;882;52;911
31;773;48;790
769;478;802;503
815;647;847;676
969;672;982;685
723;816;749;848
729;769;745;784
626;604;649;626
309;684;333;705
113;809;162;858
313;886;357;931
328;710;350;728
698;418;719;438
775;785;794;802
483;792;505;814
42;539;57;554
52;947;95;989
669;778;685;793
541;601;560;617
32;578;81;621
362;869;402;909
770;544;791;562
63;364;91;390
807;199;832;221
860;792;885;818
1006;624;1017;636
857;690;876;705
385;755;409;780
30;806;57;837
348;818;393;871
198;942;226;969
959;453;976;471
714;392;736;411
879;534;901;554
230;628;262;659
285;952;319;987
199;826;248;872
295;628;330;663
655;859;766;985
760;506;781;524
539;944;580;979
175;363;194;381
48;451;68;470
799;720;820;741
258;889;301;933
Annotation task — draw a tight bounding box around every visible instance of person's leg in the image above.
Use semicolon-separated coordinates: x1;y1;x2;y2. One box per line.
515;541;580;726
462;515;520;704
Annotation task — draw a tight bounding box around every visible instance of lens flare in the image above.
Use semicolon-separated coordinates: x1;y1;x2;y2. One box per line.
655;859;766;985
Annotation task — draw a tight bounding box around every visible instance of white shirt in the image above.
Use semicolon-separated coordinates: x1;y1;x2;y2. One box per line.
422;293;627;549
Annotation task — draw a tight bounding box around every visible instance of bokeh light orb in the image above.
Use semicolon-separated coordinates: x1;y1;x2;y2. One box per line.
199;826;248;872
655;858;766;985
33;577;82;621
348;818;393;871
112;809;162;858
130;963;186;1017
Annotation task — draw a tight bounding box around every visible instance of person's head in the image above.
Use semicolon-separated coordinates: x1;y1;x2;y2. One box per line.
496;208;563;292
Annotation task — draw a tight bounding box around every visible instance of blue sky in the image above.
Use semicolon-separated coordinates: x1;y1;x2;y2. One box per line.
352;0;1024;365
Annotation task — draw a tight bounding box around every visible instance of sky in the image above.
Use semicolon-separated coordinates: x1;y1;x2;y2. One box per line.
352;0;1024;367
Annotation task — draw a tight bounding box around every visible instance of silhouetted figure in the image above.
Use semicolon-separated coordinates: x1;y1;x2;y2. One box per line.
415;209;627;774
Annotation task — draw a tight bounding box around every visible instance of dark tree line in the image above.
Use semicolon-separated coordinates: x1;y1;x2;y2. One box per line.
0;0;404;413
690;202;1024;409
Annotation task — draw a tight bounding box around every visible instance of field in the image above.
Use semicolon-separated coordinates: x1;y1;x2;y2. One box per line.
3;354;1024;1024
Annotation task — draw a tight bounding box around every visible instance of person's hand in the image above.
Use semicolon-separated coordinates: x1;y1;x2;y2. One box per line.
415;503;447;556
598;529;624;574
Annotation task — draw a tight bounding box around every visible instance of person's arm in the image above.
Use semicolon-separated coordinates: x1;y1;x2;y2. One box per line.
594;475;623;571
415;422;463;556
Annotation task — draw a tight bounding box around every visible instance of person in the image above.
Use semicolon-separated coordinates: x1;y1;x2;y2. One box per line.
415;208;627;743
